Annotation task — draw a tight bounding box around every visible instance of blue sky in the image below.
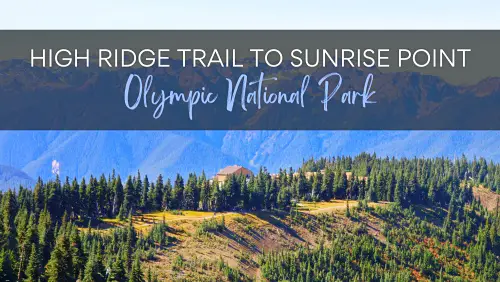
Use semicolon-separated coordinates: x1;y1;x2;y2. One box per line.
2;0;500;29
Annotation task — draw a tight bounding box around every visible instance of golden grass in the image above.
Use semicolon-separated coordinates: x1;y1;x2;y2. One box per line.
100;210;236;233
297;199;387;213
297;199;350;211
98;200;389;232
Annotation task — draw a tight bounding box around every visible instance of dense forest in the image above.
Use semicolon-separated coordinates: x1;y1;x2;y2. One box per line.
260;202;500;281
0;153;499;281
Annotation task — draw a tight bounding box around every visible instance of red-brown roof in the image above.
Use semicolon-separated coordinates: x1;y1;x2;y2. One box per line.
216;165;244;175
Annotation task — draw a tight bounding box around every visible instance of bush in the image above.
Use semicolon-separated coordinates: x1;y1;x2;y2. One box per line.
172;254;184;271
171;210;184;215
233;216;251;225
195;216;225;237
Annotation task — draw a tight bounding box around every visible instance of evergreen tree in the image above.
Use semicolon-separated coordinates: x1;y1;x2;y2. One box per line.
183;174;198;210
141;174;149;212
16;211;36;280
79;178;88;218
394;173;404;207
45;232;73;282
0;249;15;282
113;175;124;217
33;177;45;215
311;173;321;201
82;250;106;282
240;176;249;209
155;175;164;211
135;170;143;211
25;244;42;282
321;166;334;200
128;254;145;282
107;254;126;282
162;178;171;211
87;176;98;219
172;174;184;210
70;224;85;279
200;172;211;210
1;190;17;251
123;176;135;214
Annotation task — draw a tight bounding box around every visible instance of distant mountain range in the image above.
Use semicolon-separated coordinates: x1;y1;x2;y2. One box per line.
1;59;500;190
0;130;499;191
1;58;500;130
0;164;34;191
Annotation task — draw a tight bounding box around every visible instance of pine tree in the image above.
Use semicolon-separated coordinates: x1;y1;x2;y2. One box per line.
428;181;436;205
277;186;292;210
82;251;106;282
183;174;197;210
239;176;249;209
334;169;347;199
45;230;73;282
394;174;404;208
16;211;37;281
162;179;172;211
135;170;143;211
106;254;126;282
296;170;308;199
87;176;98;219
61;177;72;217
321;166;334;200
70;224;85;279
155;175;164;210
141;175;149;212
311;173;320;201
25;244;42;282
147;182;156;212
210;181;222;211
79;178;88;219
124;213;137;271
1;190;17;251
33;177;45;215
97;174;108;217
128;254;145;282
386;173;395;202
173;174;184;210
71;177;80;218
47;176;62;218
200;172;211;210
113;175;124;217
37;208;54;265
0;249;15;282
123;176;135;214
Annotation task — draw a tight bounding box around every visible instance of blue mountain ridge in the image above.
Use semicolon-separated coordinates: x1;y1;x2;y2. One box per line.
0;164;34;191
0;130;499;190
1;59;500;188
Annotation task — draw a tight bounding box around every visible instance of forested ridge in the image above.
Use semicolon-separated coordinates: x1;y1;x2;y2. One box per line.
0;153;499;281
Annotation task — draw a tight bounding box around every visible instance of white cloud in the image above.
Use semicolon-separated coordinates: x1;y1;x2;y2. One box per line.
51;160;60;176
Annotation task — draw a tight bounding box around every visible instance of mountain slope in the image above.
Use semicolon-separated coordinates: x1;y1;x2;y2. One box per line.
0;131;499;186
0;164;34;191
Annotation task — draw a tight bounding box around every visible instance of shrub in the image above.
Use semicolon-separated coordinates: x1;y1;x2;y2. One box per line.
195;216;225;237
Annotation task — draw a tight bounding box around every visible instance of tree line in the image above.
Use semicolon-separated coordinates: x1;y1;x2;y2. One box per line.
0;152;499;281
29;153;500;224
260;200;500;281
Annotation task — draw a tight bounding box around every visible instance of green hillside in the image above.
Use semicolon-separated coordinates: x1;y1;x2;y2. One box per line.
0;153;499;281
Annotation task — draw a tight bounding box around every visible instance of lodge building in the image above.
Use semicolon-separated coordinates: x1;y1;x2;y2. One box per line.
213;165;253;183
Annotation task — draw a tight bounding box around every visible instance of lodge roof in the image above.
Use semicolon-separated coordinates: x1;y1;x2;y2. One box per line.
216;165;244;175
